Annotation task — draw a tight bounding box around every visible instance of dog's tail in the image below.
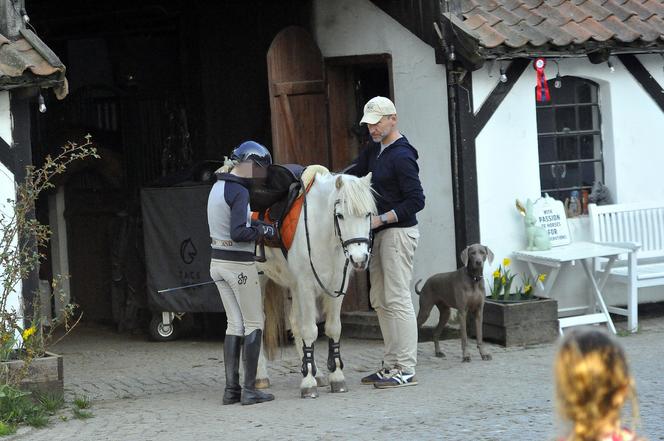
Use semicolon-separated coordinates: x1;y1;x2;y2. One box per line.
414;279;423;295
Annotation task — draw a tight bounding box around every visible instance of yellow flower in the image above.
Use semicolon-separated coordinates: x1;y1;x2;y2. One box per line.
501;276;506;284
524;284;532;294
503;258;511;267
21;326;36;340
538;273;547;282
492;270;500;279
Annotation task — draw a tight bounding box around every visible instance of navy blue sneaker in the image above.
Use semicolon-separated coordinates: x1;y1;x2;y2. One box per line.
360;367;391;385
373;369;418;389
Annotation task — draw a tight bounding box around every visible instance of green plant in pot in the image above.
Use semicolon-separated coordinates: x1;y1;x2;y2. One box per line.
489;258;547;302
1;138;97;387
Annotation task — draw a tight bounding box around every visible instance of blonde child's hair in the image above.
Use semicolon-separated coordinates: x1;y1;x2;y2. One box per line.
554;328;639;441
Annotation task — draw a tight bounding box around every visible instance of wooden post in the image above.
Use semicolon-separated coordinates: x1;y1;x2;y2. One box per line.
0;0;26;38
447;65;480;266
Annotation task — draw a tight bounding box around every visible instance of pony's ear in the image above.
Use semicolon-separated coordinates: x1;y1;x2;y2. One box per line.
362;172;372;185
460;246;469;267
335;175;344;189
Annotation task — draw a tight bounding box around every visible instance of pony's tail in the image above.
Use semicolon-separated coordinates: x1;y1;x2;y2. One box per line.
262;279;289;360
414;279;423;295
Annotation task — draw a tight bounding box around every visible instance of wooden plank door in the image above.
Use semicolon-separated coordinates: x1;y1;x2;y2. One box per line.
266;26;329;165
266;27;370;312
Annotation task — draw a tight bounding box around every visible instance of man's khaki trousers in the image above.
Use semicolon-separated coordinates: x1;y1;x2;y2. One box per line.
369;226;419;373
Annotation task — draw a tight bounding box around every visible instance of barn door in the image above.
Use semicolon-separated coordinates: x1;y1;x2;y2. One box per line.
266;26;329;165
266;27;370;312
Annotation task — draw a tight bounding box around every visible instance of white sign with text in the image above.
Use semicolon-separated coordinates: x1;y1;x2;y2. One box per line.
532;197;570;247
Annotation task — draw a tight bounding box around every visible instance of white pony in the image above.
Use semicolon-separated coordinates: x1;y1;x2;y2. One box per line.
257;169;376;398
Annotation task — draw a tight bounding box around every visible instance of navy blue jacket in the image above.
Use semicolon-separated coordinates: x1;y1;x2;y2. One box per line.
348;136;425;232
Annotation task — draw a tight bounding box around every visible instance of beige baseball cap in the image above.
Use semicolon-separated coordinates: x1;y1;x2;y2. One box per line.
360;96;397;125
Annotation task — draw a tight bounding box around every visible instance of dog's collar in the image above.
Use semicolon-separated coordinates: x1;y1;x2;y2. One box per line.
467;269;483;283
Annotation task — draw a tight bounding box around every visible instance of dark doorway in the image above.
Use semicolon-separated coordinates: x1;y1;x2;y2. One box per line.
325;54;392;312
28;0;311;333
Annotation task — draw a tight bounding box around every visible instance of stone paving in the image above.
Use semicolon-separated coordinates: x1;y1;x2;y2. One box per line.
9;314;664;441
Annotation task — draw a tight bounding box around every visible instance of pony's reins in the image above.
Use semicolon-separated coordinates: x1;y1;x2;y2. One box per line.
302;176;372;298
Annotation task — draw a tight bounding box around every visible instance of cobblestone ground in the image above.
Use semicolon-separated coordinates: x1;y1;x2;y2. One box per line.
9;315;664;441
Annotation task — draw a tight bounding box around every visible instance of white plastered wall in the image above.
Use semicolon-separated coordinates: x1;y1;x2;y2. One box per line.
0;91;22;341
313;0;455;321
474;55;664;311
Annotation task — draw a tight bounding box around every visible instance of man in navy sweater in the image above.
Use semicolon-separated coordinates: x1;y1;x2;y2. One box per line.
347;96;425;388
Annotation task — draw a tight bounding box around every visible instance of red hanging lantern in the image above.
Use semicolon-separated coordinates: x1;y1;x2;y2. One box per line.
534;58;550;102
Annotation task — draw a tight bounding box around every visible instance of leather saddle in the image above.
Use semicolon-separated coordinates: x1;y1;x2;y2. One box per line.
250;164;304;253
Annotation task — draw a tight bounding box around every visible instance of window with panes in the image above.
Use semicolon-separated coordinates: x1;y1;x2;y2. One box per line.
535;77;604;202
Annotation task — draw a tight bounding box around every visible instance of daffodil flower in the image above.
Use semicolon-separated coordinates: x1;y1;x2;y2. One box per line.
21;326;36;340
503;258;511;267
492;270;501;279
501;276;506;284
538;273;547;282
525;284;532;293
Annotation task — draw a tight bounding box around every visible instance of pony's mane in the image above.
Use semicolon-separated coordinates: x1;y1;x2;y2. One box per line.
336;174;377;216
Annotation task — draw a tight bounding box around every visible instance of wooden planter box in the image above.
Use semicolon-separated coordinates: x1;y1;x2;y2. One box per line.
1;352;64;397
469;297;559;347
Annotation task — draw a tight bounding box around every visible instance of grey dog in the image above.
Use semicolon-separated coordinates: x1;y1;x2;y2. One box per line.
415;244;494;362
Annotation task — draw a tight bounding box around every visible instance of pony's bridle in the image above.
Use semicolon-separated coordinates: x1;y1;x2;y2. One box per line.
303;186;372;298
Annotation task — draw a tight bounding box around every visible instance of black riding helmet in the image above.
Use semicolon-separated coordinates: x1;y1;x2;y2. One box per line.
230;141;272;168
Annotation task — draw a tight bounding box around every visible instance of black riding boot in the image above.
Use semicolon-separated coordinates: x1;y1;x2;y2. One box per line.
241;329;275;405
223;334;243;405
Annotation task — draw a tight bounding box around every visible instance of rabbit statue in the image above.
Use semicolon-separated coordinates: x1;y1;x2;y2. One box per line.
516;199;552;251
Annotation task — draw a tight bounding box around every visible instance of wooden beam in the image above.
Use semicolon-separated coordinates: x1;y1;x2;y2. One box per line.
10;91;39;324
0;135;12;173
618;54;664;113
448;67;480;266
473;58;530;137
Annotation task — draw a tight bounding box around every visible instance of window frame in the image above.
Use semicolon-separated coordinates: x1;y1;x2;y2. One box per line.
535;77;605;200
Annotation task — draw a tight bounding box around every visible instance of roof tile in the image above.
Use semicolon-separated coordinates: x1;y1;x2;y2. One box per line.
492;21;533;46
456;0;664;52
575;1;613;20
600;14;643;39
512;4;548;24
491;5;527;24
641;0;664;17
623;14;661;39
600;0;639;21
555;1;594;21
532;2;575;25
577;17;617;39
464;14;490;30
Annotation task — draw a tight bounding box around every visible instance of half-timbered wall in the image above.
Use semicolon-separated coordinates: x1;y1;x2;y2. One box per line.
313;0;456;318
474;54;664;308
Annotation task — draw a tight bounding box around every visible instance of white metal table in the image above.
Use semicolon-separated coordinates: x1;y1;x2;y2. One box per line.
512;241;633;334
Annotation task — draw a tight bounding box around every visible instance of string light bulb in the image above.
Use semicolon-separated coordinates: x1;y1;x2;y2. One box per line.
20;8;29;24
447;44;456;62
499;66;508;83
38;93;46;113
553;60;562;89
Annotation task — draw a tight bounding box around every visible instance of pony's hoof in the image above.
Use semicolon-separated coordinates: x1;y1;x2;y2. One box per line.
462;356;471;363
330;381;348;393
300;387;319;398
481;354;492;361
315;376;329;387
435;351;446;358
255;378;271;389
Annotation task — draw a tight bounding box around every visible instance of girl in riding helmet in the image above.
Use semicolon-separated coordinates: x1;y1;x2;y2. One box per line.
207;140;276;405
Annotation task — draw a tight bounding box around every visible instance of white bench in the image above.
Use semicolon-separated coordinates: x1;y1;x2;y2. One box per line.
588;202;664;332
